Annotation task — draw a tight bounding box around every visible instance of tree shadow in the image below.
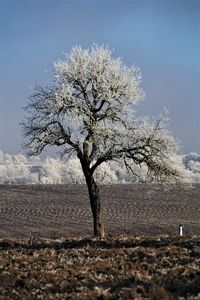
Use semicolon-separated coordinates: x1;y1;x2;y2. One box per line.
0;237;199;251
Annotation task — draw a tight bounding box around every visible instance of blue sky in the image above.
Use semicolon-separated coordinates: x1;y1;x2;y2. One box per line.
0;0;199;155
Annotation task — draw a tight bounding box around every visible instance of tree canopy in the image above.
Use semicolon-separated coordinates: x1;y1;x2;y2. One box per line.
22;45;182;183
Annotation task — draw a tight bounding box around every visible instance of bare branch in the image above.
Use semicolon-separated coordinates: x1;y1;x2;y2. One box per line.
22;44;183;183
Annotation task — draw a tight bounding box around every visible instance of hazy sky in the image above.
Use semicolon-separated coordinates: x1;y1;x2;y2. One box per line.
0;0;199;155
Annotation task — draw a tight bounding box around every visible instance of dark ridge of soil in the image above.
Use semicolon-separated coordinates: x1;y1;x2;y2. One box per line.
0;236;199;300
0;184;199;238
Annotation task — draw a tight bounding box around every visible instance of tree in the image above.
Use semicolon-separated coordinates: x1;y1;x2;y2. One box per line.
22;45;183;238
0;152;33;184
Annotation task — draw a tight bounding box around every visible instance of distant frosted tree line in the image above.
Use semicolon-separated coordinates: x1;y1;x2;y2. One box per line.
0;150;199;184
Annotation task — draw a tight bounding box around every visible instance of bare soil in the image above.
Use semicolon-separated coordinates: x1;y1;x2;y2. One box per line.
0;184;199;238
0;236;200;299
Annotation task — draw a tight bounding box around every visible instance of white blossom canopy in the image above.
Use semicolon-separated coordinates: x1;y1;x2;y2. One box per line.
22;45;183;183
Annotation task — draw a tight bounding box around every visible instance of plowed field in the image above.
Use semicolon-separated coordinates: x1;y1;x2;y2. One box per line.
0;184;199;238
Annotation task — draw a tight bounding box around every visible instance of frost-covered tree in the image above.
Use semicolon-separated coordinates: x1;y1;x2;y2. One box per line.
60;158;84;184
0;152;33;184
181;153;200;183
40;157;62;184
22;45;183;238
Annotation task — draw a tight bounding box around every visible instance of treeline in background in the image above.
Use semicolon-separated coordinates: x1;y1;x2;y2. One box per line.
0;150;199;184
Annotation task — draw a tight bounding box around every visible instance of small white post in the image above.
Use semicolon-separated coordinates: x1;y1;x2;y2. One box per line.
179;224;183;236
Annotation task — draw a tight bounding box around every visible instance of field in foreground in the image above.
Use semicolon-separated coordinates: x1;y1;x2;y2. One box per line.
0;236;200;300
0;184;200;237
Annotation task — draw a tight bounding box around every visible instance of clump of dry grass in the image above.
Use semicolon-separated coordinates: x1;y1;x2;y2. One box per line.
0;236;199;300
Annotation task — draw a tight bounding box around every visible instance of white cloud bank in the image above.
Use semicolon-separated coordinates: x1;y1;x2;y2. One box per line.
0;150;199;184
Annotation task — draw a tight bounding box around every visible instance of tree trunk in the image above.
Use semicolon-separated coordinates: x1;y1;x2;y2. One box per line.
79;157;105;239
86;175;105;239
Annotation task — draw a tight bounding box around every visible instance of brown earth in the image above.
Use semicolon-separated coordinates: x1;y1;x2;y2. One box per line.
0;184;199;238
0;236;200;300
